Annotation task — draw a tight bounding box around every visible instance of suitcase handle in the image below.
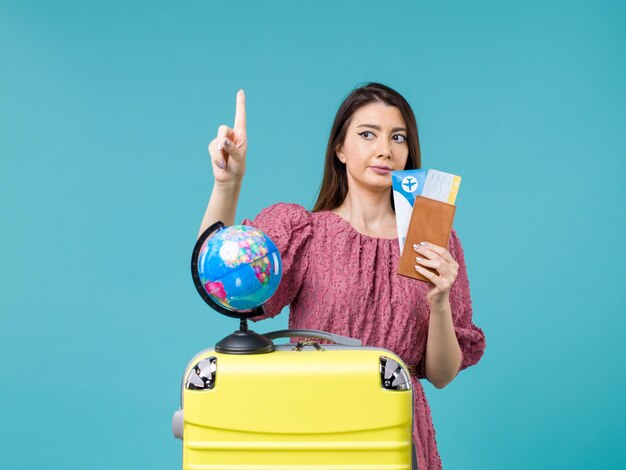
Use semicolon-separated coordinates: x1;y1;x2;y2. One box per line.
262;329;362;347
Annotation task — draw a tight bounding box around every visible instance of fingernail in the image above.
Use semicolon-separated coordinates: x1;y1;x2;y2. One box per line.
223;138;231;147
416;257;423;262
420;241;428;246
217;161;225;169
217;142;222;151
413;244;420;250
415;265;423;271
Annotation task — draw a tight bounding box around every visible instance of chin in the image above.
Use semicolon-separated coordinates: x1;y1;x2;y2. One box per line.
364;179;393;192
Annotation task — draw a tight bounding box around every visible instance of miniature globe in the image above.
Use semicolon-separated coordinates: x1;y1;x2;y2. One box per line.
196;225;282;312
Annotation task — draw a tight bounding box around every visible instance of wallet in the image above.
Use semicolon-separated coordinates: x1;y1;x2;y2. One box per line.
397;196;456;283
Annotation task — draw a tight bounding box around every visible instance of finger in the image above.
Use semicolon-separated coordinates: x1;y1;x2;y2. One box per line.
216;125;234;151
219;138;244;164
234;89;246;131
414;264;438;282
413;242;456;264
421;241;456;264
415;263;454;292
208;139;226;169
412;243;442;261
416;258;458;287
414;256;446;274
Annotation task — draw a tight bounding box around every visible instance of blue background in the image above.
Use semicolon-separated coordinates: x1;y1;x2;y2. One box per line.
2;1;625;468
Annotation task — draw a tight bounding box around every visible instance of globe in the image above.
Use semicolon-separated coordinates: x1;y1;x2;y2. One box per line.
196;225;282;312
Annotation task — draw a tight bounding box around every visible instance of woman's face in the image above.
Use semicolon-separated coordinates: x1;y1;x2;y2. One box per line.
336;102;409;193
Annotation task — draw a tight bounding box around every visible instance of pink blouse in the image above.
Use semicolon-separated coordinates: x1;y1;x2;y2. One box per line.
243;203;485;470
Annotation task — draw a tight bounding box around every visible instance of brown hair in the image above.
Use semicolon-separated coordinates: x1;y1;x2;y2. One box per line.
312;82;421;212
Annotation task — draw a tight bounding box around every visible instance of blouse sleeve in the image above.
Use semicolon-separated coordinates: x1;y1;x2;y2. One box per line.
447;228;486;372
242;203;312;321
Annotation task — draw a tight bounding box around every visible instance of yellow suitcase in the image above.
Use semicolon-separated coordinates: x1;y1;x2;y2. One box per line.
172;329;416;469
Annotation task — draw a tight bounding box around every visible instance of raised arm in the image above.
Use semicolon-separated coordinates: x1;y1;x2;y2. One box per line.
199;90;248;236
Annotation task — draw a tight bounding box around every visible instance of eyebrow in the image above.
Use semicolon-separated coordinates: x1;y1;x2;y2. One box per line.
357;124;408;133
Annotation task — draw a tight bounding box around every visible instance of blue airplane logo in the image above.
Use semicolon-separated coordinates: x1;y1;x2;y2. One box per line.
402;176;418;193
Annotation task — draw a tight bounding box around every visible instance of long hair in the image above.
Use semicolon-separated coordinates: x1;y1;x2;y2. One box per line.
312;83;421;212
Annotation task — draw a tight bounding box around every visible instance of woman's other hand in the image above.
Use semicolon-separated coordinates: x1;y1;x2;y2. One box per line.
413;242;460;306
208;89;247;185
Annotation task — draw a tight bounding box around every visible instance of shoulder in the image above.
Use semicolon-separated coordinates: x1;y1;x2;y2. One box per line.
244;203;314;239
254;203;312;227
256;202;310;218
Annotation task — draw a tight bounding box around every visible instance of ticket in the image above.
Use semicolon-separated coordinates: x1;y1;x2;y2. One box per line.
392;169;427;254
421;169;462;204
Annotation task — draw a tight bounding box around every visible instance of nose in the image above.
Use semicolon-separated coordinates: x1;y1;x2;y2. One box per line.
378;138;392;160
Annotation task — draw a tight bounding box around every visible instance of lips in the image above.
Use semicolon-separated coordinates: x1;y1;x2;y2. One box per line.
369;165;392;174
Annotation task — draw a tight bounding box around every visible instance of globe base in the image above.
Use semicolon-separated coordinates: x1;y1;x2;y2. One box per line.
215;329;275;354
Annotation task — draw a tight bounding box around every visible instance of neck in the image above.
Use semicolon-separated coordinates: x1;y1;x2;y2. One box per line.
333;187;396;237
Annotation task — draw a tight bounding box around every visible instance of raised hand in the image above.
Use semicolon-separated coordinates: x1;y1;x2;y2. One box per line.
208;90;247;185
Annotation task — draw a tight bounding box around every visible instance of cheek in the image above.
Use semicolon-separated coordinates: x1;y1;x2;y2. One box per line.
395;147;410;165
343;139;369;160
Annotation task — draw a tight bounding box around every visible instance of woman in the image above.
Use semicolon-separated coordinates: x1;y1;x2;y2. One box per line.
199;83;486;469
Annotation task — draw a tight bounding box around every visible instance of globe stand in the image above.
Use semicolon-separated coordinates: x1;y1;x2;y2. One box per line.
192;221;278;355
215;317;275;354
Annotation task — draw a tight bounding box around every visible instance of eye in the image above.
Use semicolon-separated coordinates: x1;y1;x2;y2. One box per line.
358;131;375;140
392;134;407;143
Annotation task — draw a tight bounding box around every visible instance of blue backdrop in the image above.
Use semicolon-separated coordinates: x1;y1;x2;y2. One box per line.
2;1;625;468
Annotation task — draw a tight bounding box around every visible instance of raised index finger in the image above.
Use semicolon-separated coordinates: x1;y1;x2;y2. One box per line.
234;89;246;131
